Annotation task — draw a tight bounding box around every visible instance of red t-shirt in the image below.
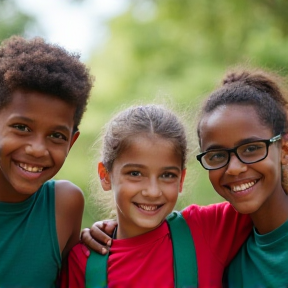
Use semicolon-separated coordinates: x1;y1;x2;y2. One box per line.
60;202;252;288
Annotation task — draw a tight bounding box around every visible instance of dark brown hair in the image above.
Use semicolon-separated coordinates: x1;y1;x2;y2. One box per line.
197;67;288;140
0;35;94;129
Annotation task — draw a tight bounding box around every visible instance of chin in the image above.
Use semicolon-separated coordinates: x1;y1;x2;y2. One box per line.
231;202;258;215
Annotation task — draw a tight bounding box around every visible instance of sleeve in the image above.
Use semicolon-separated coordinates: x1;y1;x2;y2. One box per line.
59;243;89;288
182;202;253;267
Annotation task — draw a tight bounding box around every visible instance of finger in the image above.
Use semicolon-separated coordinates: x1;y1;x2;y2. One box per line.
95;220;118;237
81;228;109;254
90;222;114;246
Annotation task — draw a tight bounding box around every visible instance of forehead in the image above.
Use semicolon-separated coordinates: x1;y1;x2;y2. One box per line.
113;135;182;169
0;90;76;129
199;104;273;150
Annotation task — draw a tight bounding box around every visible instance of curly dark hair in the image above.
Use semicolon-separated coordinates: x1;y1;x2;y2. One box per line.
0;35;94;129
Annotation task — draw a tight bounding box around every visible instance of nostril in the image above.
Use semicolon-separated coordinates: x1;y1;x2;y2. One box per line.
25;143;49;157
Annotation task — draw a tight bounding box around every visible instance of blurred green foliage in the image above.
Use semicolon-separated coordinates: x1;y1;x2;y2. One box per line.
2;0;288;228
0;0;35;41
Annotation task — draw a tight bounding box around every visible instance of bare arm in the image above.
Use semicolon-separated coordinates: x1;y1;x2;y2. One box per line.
55;180;84;258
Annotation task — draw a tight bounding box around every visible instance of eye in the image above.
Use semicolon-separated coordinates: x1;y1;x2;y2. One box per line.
161;172;177;179
244;144;264;153
49;132;68;141
129;171;142;177
240;142;266;156
206;151;228;163
12;124;30;132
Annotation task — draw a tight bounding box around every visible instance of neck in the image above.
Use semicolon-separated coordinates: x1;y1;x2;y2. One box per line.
116;221;164;239
250;189;288;234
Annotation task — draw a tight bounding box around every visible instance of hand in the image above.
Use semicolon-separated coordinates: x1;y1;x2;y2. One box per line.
81;220;118;254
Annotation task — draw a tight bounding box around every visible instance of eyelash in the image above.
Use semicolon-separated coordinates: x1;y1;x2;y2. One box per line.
127;171;178;179
11;124;68;141
161;172;177;179
12;124;30;132
49;132;68;141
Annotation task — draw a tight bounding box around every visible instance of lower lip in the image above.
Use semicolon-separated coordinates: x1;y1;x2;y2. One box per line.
16;164;44;181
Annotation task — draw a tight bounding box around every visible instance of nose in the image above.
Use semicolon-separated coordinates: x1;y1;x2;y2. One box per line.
141;177;162;197
225;154;247;175
25;137;49;158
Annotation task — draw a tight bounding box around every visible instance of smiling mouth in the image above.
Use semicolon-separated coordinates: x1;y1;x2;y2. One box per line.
134;203;163;211
18;162;44;173
230;180;257;192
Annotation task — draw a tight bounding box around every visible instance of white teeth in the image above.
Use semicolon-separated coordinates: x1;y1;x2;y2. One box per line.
19;163;43;173
138;204;158;211
232;181;256;192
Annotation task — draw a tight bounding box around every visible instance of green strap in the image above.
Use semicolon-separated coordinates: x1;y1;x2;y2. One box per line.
86;211;198;288
86;250;108;288
166;211;198;288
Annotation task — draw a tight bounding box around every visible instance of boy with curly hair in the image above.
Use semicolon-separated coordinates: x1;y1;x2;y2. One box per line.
0;35;94;287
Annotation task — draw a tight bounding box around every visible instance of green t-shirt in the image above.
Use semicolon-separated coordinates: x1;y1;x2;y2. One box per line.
0;180;61;288
225;219;288;288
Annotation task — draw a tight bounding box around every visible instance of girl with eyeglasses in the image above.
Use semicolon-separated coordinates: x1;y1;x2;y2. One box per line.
80;67;288;287
196;67;288;287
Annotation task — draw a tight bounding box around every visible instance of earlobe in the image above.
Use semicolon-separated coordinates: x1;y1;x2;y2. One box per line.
281;135;288;165
179;169;187;193
98;162;111;191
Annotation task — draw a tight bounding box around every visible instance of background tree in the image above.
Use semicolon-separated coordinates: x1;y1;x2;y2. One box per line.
59;0;288;224
2;0;288;226
0;0;35;41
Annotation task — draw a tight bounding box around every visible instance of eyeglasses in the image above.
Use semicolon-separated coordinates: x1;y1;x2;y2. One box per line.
196;134;282;171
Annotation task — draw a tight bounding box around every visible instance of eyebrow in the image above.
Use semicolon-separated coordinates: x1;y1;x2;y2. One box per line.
122;163;181;172
204;136;267;151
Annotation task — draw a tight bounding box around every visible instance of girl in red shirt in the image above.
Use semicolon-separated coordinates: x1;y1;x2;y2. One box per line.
61;104;251;288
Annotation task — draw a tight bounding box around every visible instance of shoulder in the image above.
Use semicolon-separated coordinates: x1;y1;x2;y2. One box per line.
181;202;244;227
182;202;231;218
55;179;84;197
55;180;84;217
55;180;84;208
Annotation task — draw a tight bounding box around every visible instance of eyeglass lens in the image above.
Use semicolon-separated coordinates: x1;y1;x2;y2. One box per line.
201;141;268;169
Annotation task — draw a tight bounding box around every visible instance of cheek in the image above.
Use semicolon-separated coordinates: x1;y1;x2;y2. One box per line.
261;159;282;184
261;149;282;176
165;184;180;204
52;146;70;162
209;171;225;194
113;184;130;206
208;171;218;187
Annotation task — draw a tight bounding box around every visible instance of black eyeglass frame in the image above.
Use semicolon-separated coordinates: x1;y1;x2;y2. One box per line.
196;134;282;171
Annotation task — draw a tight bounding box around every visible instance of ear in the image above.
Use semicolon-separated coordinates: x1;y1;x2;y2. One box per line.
69;130;80;150
98;162;111;191
281;134;288;166
179;168;187;193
